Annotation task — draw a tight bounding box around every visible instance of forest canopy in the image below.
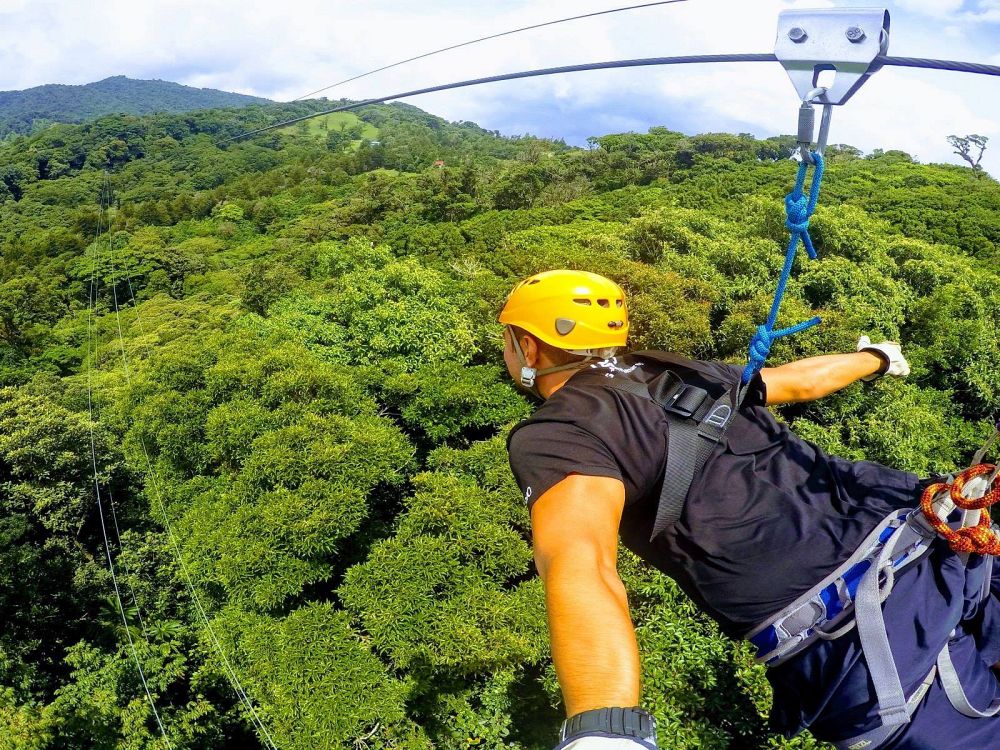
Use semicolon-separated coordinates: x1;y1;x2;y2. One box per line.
0;98;996;749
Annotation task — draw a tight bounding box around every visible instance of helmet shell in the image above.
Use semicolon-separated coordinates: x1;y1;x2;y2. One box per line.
499;270;628;350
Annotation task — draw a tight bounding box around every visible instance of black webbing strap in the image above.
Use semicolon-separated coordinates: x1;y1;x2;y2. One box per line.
606;369;737;541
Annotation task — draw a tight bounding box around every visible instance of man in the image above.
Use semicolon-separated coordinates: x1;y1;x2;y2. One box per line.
501;269;1000;750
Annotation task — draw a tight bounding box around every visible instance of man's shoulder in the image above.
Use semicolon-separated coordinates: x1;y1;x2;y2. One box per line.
628;351;744;386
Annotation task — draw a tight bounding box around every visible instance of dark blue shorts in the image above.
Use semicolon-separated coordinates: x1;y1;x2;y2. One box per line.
768;548;1000;748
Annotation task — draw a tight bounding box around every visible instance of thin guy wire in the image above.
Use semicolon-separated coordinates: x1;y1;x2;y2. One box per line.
92;174;152;681
290;0;689;102
225;53;1000;143
101;180;278;749
105;486;149;639
98;173;149;640
102;189;277;750
87;176;172;748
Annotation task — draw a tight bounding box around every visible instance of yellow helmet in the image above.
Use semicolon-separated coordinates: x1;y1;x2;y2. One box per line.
499;269;628;351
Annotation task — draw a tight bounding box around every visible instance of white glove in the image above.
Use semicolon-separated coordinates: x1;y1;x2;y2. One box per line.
857;336;910;381
559;737;655;750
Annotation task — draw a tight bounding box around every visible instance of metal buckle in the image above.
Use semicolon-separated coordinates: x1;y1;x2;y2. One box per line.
775;8;890;106
705;404;732;429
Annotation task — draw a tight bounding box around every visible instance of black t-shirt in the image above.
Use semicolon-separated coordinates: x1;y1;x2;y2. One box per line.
507;352;923;638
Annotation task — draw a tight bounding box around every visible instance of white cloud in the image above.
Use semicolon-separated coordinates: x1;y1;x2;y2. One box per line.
897;0;965;18
964;0;1000;21
901;0;1000;23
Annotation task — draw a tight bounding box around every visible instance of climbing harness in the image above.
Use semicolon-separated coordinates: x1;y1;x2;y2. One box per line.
747;425;1000;749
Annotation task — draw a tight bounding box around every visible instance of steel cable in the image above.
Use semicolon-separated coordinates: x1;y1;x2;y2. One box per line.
879;56;1000;76
226;53;1000;143
225;54;777;142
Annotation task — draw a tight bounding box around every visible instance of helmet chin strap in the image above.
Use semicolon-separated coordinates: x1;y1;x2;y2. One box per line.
508;327;592;398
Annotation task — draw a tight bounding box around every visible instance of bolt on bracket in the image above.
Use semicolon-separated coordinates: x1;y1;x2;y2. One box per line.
774;8;890;105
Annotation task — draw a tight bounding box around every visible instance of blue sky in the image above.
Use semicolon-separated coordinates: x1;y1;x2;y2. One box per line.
0;0;996;172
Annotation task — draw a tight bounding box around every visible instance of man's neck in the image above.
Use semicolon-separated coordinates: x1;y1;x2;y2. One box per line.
538;365;588;399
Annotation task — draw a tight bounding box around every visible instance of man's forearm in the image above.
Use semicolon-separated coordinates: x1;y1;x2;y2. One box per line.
763;351;884;404
544;558;641;717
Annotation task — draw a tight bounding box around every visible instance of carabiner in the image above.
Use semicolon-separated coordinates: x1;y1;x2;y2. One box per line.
796;87;834;164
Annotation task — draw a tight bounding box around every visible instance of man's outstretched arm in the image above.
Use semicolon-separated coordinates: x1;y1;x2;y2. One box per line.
761;338;909;405
531;474;640;717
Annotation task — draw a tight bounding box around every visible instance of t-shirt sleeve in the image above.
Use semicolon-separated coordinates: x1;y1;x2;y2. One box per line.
507;422;623;511
704;361;768;408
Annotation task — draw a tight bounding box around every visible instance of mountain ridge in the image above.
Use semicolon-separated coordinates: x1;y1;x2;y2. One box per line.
0;75;271;137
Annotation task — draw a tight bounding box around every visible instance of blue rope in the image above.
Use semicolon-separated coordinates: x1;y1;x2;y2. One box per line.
741;151;825;384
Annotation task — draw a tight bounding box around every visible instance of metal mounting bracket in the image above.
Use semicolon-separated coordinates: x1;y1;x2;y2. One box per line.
775;8;890;105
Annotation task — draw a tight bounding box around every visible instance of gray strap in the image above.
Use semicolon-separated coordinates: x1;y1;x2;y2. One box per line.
831;666;936;750
604;370;735;541
831;721;901;750
854;528;911;729
649;390;733;540
653;417;699;538
937;638;1000;718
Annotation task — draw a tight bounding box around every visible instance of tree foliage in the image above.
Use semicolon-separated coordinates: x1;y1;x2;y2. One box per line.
0;99;995;749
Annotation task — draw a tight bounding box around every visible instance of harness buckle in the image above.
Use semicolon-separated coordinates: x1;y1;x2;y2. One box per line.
664;385;709;418
705;404;732;429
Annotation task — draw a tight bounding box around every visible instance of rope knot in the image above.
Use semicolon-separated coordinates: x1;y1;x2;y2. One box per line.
784;189;817;259
742;326;773;383
920;464;1000;557
784;192;810;230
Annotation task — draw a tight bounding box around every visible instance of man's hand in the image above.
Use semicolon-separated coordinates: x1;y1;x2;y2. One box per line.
857;336;910;381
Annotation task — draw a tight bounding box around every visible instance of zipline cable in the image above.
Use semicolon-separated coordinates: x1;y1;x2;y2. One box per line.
99;179;279;750
879;56;1000;77
88;175;173;748
225;53;1000;143
289;0;689;102
224;54;775;142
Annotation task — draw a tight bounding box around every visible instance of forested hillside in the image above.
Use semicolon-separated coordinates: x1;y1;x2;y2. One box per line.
0;76;269;139
0;97;996;750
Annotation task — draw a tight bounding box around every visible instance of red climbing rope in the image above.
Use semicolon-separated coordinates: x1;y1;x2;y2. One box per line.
920;464;1000;556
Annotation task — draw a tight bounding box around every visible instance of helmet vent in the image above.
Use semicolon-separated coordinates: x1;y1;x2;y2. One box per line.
597;299;610;308
616;299;624;308
526;279;541;285
555;318;576;336
573;298;592;306
608;321;624;329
